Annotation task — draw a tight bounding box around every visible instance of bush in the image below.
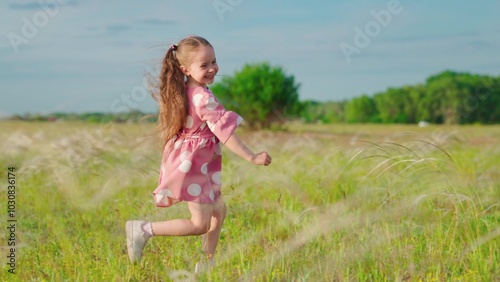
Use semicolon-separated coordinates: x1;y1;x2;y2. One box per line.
211;62;301;129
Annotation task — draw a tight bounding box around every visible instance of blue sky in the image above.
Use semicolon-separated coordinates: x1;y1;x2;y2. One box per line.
1;0;499;116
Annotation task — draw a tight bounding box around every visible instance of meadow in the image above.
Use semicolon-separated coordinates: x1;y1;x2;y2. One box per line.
0;121;499;281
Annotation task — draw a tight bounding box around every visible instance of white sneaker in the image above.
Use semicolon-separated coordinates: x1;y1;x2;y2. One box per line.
126;220;150;263
194;258;216;274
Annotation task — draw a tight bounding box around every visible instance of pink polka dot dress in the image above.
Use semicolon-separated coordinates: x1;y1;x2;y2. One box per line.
153;86;243;207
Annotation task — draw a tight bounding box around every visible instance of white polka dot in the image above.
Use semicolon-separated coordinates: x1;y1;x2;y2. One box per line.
207;121;215;130
155;189;173;204
185;115;193;128
193;94;203;106
180;151;190;161
206;97;219;110
209;190;215;201
199;138;207;148
174;140;183;149
201;163;208;174
215;143;222;155
160;189;173;197
212;171;221;185
237;116;243;126
179;160;192;173
155;193;164;203
187;184;202;196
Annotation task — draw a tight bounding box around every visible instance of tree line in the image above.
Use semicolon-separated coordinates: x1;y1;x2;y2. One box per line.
8;110;153;124
301;70;500;124
8;64;499;126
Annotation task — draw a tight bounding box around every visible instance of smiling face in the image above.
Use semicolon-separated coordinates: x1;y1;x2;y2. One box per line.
181;45;218;87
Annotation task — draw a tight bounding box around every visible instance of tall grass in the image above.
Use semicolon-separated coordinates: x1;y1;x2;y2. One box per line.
0;121;498;281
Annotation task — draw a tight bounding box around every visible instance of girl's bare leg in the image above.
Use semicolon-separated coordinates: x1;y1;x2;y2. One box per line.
151;202;214;236
201;197;227;257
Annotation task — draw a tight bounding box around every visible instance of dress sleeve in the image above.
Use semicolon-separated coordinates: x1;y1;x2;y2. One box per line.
192;88;243;143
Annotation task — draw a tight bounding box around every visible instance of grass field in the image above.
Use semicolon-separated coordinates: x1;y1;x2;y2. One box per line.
0;121;499;281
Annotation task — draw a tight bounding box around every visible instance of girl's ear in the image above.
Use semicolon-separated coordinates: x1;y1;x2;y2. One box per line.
180;65;190;76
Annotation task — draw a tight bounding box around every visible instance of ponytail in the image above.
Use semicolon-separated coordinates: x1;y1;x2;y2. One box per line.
157;47;189;145
150;36;212;146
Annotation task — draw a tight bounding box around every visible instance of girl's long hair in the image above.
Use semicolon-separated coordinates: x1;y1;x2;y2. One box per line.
151;36;212;146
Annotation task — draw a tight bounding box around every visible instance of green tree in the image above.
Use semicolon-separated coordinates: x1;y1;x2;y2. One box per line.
211;62;300;129
472;77;500;124
299;100;321;123
300;100;346;123
423;70;500;124
345;95;377;123
452;74;500;124
407;85;426;122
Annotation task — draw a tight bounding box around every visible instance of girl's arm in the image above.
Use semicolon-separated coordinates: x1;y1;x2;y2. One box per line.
224;134;272;166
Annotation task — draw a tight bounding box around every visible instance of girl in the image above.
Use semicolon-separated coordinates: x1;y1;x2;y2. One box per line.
126;36;272;273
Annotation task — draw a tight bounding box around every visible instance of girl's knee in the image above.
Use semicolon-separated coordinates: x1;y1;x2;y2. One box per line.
192;218;211;235
213;198;227;219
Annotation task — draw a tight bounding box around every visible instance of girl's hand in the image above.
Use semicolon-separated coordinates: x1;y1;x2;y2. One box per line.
251;152;272;166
